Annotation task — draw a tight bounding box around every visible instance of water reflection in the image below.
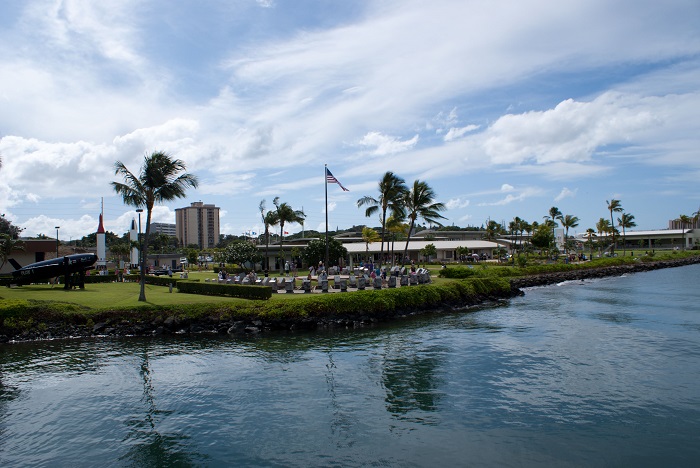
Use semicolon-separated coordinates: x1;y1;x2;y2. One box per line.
119;345;199;466
381;345;446;422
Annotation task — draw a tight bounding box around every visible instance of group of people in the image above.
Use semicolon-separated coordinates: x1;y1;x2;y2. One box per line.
218;268;259;283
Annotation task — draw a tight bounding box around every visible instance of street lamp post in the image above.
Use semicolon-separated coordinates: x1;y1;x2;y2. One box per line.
55;226;60;258
136;209;143;271
135;209;145;301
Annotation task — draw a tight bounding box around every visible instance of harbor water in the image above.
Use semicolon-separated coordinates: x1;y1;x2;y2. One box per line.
1;264;699;467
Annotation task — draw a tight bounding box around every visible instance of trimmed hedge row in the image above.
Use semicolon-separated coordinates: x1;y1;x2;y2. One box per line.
223;277;514;320
177;281;272;300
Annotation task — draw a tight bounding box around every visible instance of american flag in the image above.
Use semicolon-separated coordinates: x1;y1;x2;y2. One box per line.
326;167;349;191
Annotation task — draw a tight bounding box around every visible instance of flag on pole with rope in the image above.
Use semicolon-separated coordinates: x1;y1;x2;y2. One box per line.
325;167;349;191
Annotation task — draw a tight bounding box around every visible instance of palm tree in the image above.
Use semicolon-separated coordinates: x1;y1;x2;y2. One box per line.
109;242;131;266
357;172;407;269
544;206;562;250
678;214;692;251
112;151;198;301
606;199;623;255
385;214;407;265
361;226;381;258
617;213;637;256
523;221;534;248
401;180;446;264
585;228;596;259
259;200;279;271
596;217;612;256
273;197;305;266
558;214;580;254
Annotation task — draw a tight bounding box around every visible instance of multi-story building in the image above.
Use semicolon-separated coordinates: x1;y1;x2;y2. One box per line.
175;202;220;249
150;222;177;237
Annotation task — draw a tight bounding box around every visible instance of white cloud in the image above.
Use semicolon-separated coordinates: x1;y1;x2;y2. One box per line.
358;132;419;156
501;184;515;192
482;92;657;165
478;187;544;206
323;202;337;214
554;187;578;202
446;198;470;209
444;124;479;141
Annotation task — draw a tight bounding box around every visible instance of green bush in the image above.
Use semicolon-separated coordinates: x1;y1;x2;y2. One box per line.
438;266;479;279
177;281;272;300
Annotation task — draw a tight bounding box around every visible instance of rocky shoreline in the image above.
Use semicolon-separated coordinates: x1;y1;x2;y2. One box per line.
509;255;700;288
3;256;699;343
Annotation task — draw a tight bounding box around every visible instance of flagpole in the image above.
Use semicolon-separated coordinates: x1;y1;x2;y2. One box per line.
325;164;329;270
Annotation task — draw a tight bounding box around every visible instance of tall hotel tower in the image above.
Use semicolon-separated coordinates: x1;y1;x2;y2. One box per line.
175;202;220;249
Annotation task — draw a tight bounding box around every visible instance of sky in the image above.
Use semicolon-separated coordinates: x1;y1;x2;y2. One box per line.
1;0;699;242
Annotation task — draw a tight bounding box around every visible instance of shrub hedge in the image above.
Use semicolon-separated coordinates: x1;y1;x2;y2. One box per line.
177;281;272;300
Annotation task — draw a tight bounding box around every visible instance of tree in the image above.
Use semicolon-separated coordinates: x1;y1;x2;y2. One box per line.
419;243;437;262
606;199;623;255
221;241;262;270
678;214;692;251
361;226;380;257
617;213;637;255
109;242;131;265
302;237;348;268
484;220;502;242
272;197;305;264
0;214;23;239
259;199;279;271
0;234;24;270
386;214;408;264
185;248;199;267
596;217;612;255
558;214;580;254
401;180;446;265
544;206;562;249
531;222;554;251
585;228;596;259
112;151;198;301
357;171;407;270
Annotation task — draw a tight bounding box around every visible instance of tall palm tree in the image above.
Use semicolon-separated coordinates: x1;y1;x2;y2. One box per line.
606;199;623;255
678;214;692;251
259;200;279;271
544;206;562;250
558;214;580;254
401;180;446;264
585;228;596;259
385;214;407;265
112;151;198;301
357;171;407;269
596;217;612;256
273;197;305;266
617;213;637;256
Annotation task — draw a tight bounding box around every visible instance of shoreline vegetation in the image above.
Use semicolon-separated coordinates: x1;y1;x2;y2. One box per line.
2;252;699;343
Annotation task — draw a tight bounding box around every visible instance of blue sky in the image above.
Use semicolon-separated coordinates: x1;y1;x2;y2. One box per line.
1;0;699;241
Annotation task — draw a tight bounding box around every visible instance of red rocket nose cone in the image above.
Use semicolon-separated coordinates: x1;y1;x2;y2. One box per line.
97;214;105;234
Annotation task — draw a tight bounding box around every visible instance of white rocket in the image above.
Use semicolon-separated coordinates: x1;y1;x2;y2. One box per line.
96;213;106;268
130;218;139;267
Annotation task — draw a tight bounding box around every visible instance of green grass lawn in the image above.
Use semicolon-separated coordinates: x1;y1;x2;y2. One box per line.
0;263;452;310
6;253;692;312
0;281;251;310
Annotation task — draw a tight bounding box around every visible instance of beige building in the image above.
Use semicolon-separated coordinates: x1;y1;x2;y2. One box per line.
175;202;220;249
